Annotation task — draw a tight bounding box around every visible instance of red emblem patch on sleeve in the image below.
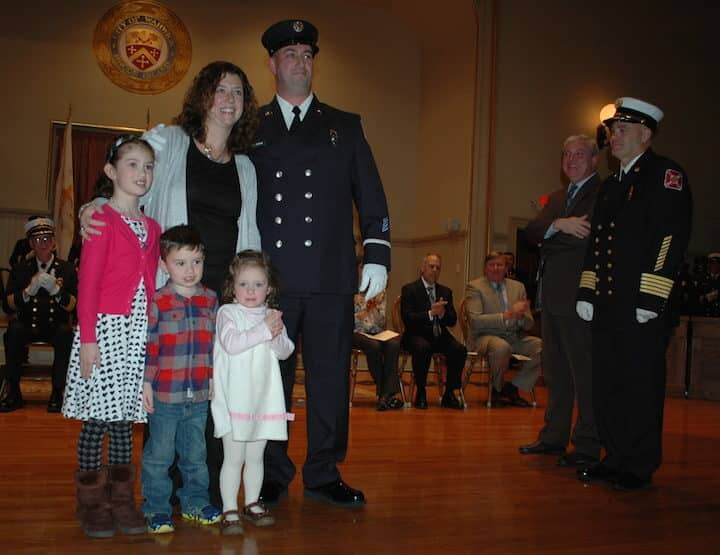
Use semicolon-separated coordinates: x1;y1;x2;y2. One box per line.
664;169;683;191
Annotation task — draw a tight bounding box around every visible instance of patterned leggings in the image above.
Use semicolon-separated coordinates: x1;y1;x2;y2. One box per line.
77;419;133;471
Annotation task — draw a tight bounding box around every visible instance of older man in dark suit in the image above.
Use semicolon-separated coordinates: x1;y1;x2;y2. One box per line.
400;254;466;410
519;135;601;465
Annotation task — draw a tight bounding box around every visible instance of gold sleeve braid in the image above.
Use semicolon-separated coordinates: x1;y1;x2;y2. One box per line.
639;273;674;299
653;235;672;271
579;271;597;291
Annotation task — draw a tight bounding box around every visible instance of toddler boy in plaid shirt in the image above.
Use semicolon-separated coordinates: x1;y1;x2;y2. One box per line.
141;225;221;533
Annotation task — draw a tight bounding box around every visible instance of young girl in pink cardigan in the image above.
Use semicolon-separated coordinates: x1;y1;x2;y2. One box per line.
62;136;161;539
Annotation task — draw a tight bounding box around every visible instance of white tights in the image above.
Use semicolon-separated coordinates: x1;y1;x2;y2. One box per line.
220;435;267;518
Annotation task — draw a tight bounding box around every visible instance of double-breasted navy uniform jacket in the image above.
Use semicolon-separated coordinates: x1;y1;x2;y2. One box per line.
577;149;692;327
5;256;77;335
250;96;391;295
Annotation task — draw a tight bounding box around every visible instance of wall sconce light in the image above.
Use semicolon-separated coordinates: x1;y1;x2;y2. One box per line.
599;103;616;123
596;103;616;150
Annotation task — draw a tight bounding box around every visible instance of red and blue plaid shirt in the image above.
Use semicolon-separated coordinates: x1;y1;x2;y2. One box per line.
144;283;218;404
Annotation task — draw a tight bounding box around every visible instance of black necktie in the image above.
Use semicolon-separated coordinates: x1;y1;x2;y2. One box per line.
289;106;301;134
427;286;441;338
40;262;47;271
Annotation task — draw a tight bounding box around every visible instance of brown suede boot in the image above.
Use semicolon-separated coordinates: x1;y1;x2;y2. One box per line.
76;468;114;538
108;464;147;535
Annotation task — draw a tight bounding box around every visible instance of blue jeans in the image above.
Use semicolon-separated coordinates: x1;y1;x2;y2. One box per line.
142;400;210;515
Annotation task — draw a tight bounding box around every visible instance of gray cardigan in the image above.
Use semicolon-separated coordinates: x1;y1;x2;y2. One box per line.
140;125;262;284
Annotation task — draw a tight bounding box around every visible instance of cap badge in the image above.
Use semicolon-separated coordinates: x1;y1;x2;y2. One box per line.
293;20;304;33
664;169;683;191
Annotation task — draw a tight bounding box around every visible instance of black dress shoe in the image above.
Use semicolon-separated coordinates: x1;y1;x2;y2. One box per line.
440;392;463;410
0;391;24;413
613;472;652;491
413;389;428;410
258;480;288;506
304;480;365;507
518;440;565;455
557;452;599;467
376;398;389;411
47;388;63;413
577;463;618;484
499;383;531;407
385;397;404;410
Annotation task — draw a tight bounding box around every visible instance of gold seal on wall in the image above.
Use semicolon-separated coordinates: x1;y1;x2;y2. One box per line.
93;0;191;95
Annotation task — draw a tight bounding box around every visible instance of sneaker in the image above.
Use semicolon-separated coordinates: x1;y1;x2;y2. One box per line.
147;513;175;534
182;505;222;525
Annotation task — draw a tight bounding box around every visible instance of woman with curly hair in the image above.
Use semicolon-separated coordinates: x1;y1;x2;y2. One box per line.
82;60;261;296
81;61;262;509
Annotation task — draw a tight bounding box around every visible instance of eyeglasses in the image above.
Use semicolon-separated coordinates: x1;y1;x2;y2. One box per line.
30;235;54;244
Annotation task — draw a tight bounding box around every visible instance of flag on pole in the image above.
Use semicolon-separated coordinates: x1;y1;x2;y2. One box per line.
53;106;74;259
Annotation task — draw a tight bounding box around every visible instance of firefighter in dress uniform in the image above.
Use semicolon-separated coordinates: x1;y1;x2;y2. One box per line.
575;97;692;490
250;20;391;507
0;217;77;412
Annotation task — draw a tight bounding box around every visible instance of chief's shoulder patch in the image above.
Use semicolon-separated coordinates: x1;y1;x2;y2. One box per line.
664;168;683;191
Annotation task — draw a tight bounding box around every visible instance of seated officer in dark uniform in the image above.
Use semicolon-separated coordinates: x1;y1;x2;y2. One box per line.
576;97;692;490
0;217;77;412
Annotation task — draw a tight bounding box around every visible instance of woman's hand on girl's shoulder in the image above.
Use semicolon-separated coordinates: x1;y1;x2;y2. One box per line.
79;201;108;241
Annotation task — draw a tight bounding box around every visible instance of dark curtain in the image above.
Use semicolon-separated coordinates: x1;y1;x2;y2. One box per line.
50;125;141;250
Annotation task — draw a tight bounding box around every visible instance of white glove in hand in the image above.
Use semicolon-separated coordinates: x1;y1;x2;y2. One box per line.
359;263;388;301
636;308;658;323
143;124;167;153
576;301;594;321
37;272;56;292
25;273;43;297
46;276;60;296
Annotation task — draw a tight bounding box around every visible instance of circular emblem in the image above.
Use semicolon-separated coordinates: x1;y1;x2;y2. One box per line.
292;20;304;33
93;0;192;95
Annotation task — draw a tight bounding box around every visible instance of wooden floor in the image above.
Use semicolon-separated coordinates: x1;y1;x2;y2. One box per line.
1;379;720;555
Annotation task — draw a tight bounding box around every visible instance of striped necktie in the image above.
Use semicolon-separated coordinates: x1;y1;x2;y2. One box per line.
427;286;441;337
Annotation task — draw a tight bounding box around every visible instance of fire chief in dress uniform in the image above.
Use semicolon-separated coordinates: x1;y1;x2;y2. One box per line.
0;217;77;413
576;97;692;490
250;20;391;507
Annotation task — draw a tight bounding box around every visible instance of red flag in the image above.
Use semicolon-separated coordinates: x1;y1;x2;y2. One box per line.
53;109;74;259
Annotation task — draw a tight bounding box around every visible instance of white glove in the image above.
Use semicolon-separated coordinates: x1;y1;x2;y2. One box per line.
25;273;43;297
143;124;167;154
46;275;60;296
37;272;56;292
359;263;388;301
636;308;658;323
576;301;594;321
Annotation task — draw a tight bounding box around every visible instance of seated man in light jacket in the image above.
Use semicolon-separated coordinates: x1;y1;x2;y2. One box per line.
464;251;541;406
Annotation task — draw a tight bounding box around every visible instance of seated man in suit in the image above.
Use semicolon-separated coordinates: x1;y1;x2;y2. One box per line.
400;253;466;409
0;217;77;413
465;251;541;406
